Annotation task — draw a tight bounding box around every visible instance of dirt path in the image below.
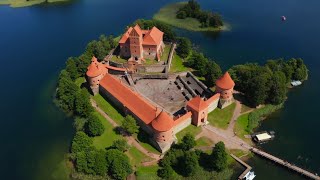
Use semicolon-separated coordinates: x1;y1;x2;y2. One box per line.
91;99;160;166
227;100;242;135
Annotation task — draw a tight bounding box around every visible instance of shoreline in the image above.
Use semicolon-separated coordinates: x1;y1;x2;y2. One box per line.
0;0;71;8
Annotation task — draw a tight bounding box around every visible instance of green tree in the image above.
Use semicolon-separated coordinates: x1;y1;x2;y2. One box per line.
106;149;133;180
121;115;139;135
180;133;196;150
86;114;105;136
211;141;227;171
267;71;287;105
205;61;222;87
158;165;174;179
209;13;223;27
182;151;200;176
75;151;88;173
74;88;93;118
111;139;130;152
71;131;93;153
176;37;192;59
56;70;79;112
65;57;80;80
93;149;108;175
73;117;87;132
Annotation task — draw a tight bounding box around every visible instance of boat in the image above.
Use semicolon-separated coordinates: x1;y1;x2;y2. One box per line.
291;80;302;87
243;171;256;180
252;131;275;143
281;16;286;21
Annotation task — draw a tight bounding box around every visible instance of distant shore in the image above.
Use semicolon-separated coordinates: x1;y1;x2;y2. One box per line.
153;2;230;32
0;0;70;8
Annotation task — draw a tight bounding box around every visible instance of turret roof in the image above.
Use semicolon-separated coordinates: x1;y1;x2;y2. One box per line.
151;110;174;132
187;96;208;111
86;57;103;77
215;72;235;90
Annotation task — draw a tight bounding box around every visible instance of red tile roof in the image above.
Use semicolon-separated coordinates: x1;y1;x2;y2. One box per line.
130;24;142;37
187;96;208;111
152;111;174;132
206;93;221;104
119;27;133;44
100;74;157;125
143;26;164;46
215;72;235;90
86;57;103;77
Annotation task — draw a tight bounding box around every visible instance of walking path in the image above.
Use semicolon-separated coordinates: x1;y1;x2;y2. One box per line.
91;99;160;166
227;100;242;135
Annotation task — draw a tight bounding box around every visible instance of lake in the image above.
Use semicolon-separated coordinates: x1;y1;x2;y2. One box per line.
0;0;319;179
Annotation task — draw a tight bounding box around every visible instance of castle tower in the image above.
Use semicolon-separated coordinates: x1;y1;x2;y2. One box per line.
129;24;143;60
151;110;174;153
186;96;209;126
215;72;235;109
86;57;106;95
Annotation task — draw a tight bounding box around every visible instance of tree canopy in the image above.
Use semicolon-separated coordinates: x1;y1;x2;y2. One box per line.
176;37;192;59
180;133;196;150
71;131;93;153
106;149;133;180
111;139;130;152
211;141;227;171
121;115;139;135
86;114;105;137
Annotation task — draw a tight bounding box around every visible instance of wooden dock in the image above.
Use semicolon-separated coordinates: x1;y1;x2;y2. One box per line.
251;148;320;180
230;154;252;180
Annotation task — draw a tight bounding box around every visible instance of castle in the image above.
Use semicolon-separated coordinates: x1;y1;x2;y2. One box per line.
86;26;235;153
119;24;165;61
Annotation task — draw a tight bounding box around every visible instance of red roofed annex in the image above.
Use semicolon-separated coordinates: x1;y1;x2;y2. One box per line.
119;24;165;61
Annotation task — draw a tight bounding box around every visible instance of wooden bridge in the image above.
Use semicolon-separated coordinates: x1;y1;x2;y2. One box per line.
230;154;252;180
251;147;320;180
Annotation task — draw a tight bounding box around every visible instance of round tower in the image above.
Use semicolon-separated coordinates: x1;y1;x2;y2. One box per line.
151;111;174;152
215;72;235;109
86;57;106;95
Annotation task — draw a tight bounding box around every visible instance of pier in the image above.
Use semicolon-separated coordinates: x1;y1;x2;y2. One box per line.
251;148;320;180
230;154;252;180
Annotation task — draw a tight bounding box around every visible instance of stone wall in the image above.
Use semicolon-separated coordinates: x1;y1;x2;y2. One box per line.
207;96;219;113
173;112;192;134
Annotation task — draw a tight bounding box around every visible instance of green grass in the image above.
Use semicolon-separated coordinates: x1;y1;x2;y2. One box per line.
136;165;160;180
234;113;250;141
161;44;171;62
176;124;201;141
170;51;190;73
241;104;253;113
127;147;153;168
92;111;121;149
74;77;85;87
153;2;227;32
135;131;161;154
207;103;236;129
195;137;213;148
92;94;125;125
0;0;69;7
111;55;127;64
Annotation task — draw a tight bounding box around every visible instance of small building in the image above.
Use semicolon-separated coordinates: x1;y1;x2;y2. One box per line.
119;24;165;62
253;132;273;143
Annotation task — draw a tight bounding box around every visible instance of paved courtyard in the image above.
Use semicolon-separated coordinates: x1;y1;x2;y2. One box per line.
134;77;187;115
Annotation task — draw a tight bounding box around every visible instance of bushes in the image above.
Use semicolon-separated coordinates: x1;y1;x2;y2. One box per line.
176;37;191;59
247;104;283;132
86;114;105;137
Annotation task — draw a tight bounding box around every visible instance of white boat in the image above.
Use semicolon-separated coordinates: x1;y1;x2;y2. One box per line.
282;16;286;21
244;171;256;180
291;80;302;87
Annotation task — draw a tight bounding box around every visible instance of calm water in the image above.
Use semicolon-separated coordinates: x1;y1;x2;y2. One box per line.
0;0;319;179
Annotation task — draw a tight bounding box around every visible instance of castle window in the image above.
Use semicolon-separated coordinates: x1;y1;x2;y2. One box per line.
149;53;151;55
162;135;165;138
149;48;151;50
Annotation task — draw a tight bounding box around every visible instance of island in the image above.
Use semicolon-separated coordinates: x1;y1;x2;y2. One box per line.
54;16;311;179
0;0;70;8
153;0;228;32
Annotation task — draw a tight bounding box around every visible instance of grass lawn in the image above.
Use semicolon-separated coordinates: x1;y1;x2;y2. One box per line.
111;55;127;64
176;124;201;141
207;103;236;129
136;165;160;180
153;2;226;32
195;137;214;148
135;131;161;154
92;94;125;125
234;113;250;141
241;104;253;113
92;111;121;149
127;147;153;168
0;0;68;7
170;51;190;73
161;44;171;62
